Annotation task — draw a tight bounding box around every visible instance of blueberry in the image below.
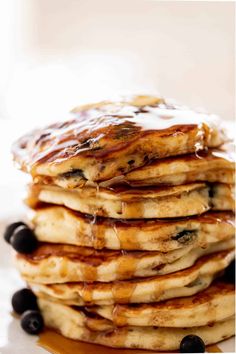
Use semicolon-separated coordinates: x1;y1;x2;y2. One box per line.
224;260;235;284
180;335;205;353
3;222;27;243
10;226;38;254
21;310;44;335
12;288;38;314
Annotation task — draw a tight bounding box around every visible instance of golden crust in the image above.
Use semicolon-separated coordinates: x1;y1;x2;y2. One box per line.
38;297;235;350
39;143;235;188
123;143;235;186
82;280;235;327
25;182;235;219
29;249;235;306
31;206;235;251
12;95;227;181
15;238;234;283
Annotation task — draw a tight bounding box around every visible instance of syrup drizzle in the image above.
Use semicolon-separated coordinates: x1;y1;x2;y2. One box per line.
12;98;225;177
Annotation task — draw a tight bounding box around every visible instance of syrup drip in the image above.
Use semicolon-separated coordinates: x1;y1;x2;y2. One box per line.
90;209;107;249
111;281;137;304
207;345;223;352
112;304;129;327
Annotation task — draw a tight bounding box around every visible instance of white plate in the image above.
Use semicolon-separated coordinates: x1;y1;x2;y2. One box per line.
0;218;234;354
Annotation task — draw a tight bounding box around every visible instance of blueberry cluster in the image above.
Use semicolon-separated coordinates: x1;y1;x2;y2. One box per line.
12;288;44;334
4;222;44;334
4;221;38;253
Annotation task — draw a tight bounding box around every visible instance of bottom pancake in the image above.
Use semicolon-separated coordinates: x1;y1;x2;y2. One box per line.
38;297;235;351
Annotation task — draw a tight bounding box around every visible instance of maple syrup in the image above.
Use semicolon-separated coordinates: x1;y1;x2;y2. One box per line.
38;329;223;353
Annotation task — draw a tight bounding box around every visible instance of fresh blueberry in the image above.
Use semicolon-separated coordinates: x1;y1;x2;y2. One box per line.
224;260;235;284
3;222;27;243
180;334;205;353
12;288;38;314
21;310;44;335
10;226;38;254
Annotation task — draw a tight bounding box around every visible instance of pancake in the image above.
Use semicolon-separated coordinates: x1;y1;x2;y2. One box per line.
26;182;234;219
43;143;235;189
38;297;235;350
32;207;234;251
90;281;235;327
15;238;234;283
29;249;234;306
12;95;227;183
121;143;235;187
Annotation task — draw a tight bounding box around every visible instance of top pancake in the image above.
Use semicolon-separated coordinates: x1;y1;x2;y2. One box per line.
118;142;235;187
39;142;235;189
12;95;227;182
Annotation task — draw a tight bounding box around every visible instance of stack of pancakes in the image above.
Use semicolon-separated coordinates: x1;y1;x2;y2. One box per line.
12;95;235;351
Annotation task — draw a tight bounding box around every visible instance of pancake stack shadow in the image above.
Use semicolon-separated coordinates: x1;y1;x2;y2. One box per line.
11;96;235;351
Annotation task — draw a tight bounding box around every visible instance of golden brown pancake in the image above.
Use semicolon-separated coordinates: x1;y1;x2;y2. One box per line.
26;182;234;219
29;249;234;306
122;143;235;187
31;206;235;251
12;95;227;182
89;280;235;327
38;297;235;350
40;143;235;189
15;238;234;283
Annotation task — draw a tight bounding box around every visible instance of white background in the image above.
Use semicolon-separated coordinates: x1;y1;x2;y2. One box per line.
0;1;235;123
0;1;234;352
0;0;234;203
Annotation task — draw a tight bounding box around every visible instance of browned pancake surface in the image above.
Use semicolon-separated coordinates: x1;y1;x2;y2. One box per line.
12;95;226;181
